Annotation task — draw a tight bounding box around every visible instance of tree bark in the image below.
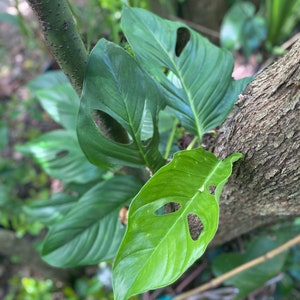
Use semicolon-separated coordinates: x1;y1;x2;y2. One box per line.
212;38;300;246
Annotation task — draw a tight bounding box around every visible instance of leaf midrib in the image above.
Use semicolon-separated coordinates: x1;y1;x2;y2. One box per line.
126;12;204;139
125;156;222;295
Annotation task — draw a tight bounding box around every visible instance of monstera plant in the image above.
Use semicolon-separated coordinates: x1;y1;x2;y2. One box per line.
18;5;251;300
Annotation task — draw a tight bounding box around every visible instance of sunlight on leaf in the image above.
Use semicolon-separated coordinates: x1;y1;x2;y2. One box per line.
113;148;242;299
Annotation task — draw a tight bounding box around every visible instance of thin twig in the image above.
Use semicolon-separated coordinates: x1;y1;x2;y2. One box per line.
174;235;300;300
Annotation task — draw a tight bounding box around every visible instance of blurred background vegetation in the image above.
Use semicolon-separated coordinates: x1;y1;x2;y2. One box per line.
0;0;300;299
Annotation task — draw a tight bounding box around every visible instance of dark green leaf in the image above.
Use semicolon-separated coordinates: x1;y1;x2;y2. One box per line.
221;2;267;57
16;130;104;184
113;148;242;299
241;16;267;58
28;71;69;92
23;193;78;226
77;39;166;172
36;84;80;131
0;123;9;151
121;6;251;139
42;176;142;267
220;2;256;50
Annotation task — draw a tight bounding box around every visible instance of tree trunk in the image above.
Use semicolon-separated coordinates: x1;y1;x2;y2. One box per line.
212;38;300;246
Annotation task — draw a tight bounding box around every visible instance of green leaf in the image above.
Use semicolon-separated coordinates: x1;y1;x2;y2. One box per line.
121;6;251;139
28;72;79;131
28;71;69;91
35;84;80;131
23;193;78;226
240;16;267;58
77;39;166;172
0;12;20;26
212;225;300;299
42;176;142;267
220;2;255;51
266;0;300;46
113;148;242;299
0;122;9;151
220;2;267;57
16;130;104;184
0;183;10;206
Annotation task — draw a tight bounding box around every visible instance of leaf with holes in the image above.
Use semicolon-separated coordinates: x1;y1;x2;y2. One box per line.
16;130;104;184
121;6;251;139
113;148;242;299
42;176;142;267
77;39;166;173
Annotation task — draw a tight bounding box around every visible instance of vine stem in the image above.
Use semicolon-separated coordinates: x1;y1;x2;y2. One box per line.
164;119;178;159
173;234;300;300
186;136;199;150
26;0;88;95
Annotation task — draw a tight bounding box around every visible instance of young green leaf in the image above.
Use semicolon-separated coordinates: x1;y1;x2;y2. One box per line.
77;39;166;172
113;148;242;299
121;6;251;140
42;176;142;267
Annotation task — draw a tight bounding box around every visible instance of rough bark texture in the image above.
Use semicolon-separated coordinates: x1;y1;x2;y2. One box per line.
211;38;300;246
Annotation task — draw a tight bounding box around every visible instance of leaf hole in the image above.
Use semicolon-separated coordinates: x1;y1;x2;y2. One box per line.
119;206;129;226
154;202;181;216
56;150;69;158
92;109;130;144
162;66;170;75
175;27;191;57
163;68;182;88
187;213;203;241
209;185;216;195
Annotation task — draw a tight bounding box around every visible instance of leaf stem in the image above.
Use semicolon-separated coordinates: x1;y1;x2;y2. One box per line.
164;119;178;159
186;136;199;150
